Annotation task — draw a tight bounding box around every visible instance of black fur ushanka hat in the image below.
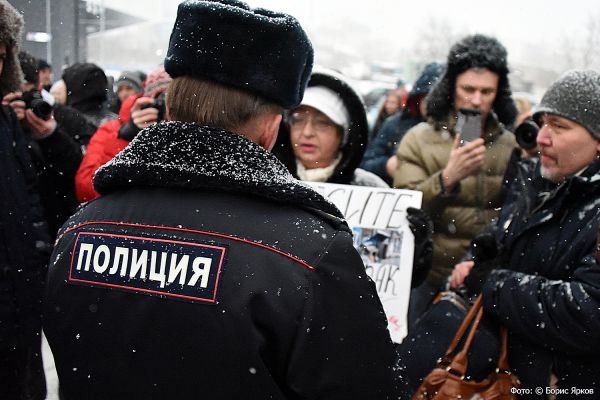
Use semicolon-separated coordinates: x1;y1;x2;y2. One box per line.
425;34;517;128
164;0;313;109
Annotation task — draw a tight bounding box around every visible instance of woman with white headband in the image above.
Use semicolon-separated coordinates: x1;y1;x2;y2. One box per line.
273;68;433;289
274;68;388;187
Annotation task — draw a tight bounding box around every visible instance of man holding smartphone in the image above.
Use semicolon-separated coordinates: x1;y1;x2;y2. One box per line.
393;34;517;326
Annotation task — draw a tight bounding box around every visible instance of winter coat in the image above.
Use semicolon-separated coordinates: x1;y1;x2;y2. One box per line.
482;157;600;389
75;94;140;203
53;104;115;150
57;63;117;149
274;69;387;188
43;121;399;400
0;105;50;400
393;116;516;287
361;113;421;184
26;127;82;240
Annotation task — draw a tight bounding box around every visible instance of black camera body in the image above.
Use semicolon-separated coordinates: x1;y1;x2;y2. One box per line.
515;118;539;150
140;95;166;121
21;90;53;120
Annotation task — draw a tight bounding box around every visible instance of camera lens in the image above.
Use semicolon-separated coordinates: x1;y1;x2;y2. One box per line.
515;119;539;150
31;99;53;120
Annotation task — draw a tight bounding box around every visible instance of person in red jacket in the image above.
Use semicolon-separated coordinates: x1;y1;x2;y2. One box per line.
75;67;171;202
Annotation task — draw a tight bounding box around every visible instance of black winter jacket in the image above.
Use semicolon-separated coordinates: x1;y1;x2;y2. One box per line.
482;157;600;389
27;127;82;240
43;121;399;399
0;105;50;400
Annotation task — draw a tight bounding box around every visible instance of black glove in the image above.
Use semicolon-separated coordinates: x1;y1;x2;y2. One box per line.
463;232;502;295
407;207;434;288
117;119;141;141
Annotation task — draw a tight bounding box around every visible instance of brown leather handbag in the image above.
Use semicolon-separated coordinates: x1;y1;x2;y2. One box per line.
412;296;520;400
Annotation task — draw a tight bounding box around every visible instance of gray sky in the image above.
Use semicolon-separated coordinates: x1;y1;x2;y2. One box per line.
95;0;600;91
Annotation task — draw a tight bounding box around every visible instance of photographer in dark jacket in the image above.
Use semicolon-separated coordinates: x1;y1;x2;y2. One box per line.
9;51;82;239
44;1;399;399
0;2;51;398
451;70;600;389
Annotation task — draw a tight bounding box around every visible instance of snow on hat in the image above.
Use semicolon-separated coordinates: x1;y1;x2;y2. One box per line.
301;86;350;130
164;0;313;109
426;34;517;127
533;70;600;141
143;66;172;98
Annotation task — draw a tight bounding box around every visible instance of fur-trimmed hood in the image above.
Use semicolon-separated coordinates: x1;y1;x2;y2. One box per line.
273;68;369;184
0;0;24;95
93;121;344;221
425;34;517;130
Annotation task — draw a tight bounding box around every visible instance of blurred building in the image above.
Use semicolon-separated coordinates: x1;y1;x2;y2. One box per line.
11;0;143;74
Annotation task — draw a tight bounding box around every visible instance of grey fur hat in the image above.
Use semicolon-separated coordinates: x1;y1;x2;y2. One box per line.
0;0;24;95
425;34;517;128
533;70;600;141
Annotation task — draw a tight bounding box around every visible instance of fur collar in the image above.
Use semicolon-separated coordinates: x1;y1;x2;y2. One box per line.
94;121;345;221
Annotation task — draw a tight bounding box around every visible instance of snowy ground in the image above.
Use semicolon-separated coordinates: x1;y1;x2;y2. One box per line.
42;332;59;400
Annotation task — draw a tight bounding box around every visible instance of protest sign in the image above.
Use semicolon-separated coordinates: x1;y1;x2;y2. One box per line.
306;182;422;342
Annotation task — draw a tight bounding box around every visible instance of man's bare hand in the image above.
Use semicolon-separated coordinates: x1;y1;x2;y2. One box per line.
441;134;485;191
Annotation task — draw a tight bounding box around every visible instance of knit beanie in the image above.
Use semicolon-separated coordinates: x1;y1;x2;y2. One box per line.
143;66;172;99
116;71;143;93
62;62;108;107
164;0;313;109
533;70;600;140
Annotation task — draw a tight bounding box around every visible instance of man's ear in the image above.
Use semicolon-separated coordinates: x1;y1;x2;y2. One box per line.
257;113;282;151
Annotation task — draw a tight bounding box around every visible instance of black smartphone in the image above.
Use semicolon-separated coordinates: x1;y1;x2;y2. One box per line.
456;108;481;144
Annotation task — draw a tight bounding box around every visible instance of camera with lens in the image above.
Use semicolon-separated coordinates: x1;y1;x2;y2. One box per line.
21;90;53;120
515;117;539;150
140;93;166;121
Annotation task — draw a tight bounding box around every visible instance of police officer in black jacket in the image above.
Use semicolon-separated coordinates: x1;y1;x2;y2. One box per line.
43;1;399;399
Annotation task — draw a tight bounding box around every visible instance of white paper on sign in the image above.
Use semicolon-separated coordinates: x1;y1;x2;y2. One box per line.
305;182;422;343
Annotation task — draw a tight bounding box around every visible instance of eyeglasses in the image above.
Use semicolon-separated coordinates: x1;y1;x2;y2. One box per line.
287;110;338;134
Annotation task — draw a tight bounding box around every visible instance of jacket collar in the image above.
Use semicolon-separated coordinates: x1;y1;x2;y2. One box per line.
93;121;345;222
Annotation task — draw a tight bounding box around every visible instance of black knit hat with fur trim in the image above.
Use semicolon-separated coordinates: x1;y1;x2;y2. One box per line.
164;0;313;109
425;34;517;128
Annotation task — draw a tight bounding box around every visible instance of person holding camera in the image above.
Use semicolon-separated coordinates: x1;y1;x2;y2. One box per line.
7;51;82;239
75;66;172;203
450;69;600;389
0;2;52;399
44;1;399;398
393;34;518;327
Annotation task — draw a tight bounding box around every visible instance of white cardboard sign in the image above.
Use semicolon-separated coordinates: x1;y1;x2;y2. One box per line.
306;182;422;342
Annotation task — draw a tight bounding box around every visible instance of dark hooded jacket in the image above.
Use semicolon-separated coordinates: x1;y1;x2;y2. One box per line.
43;121;399;399
481;157;600;389
361;63;444;184
0;2;50;399
55;63;117;148
273;69;387;187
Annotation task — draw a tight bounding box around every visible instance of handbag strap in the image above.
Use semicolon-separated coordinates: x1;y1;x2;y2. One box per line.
446;303;484;377
444;295;483;358
497;327;510;372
